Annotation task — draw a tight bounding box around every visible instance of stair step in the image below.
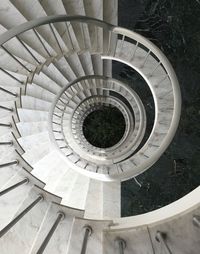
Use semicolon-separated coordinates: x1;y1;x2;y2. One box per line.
0;173;32;230
67;217;111;254
84;180;121;219
38;0;79;52
0;0;26;28
29;202;83;254
0;48;34;75
42;63;68;88
10;0;68;54
53;56;77;82
16;121;48;137
21;96;51;111
31;151;66;182
0;150;21;189
62;0;91;51
0;69;25;87
18;131;50;151
0;86;19;102
61;173;90;210
33;71;61;95
0;186;60;253
0;101;15;118
0;116;13;137
26;83;55;102
78;51;94;76
17;108;48;122
91;54;103;75
23;141;51;165
66;52;86;77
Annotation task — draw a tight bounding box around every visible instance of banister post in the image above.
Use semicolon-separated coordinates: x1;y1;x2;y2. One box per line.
80;225;93;254
0;195;43;237
115;237;126;254
36;212;65;254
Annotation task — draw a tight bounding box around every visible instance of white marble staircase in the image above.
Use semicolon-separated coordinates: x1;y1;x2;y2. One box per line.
0;1;199;254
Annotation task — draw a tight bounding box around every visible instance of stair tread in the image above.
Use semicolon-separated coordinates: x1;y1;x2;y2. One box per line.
17;108;49;122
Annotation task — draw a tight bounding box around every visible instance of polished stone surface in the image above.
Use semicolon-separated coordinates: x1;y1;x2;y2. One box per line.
118;0;200;216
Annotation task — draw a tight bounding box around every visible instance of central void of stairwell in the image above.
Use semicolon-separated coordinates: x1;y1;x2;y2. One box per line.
0;15;181;184
82;105;126;148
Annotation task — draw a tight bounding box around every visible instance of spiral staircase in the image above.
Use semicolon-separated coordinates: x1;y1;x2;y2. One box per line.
0;1;199;253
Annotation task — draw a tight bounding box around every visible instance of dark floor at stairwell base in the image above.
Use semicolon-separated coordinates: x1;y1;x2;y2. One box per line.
117;0;200;216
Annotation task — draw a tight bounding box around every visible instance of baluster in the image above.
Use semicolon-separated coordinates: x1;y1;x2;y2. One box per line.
0;195;43;237
16;36;41;64
53;113;62;118
0;160;18;169
0;141;13;146
156;231;172;254
52;121;61;126
53;130;62;133
81;23;86;50
0;105;13;112
155;74;169;87
0;178;29;196
36;212;65;254
0;68;23;84
49;23;63;54
1;45;31;73
0;123;12;127
0;87;18;97
149;61;161;76
115;237;126;254
130;41;139;61
33;28;51;57
80;225;92;254
120;35;125;53
55;105;63;111
141;49;151;68
193;215;200;228
107;31;116;56
65;22;75;51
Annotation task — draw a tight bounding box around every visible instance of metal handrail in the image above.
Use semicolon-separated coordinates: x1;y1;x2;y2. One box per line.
49;75;146;172
0;15;181;181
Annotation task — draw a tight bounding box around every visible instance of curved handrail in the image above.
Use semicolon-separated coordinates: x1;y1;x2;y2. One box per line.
0;15;181;181
0;15;114;46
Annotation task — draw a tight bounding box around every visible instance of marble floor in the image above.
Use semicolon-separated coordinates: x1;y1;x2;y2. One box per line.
117;0;200;216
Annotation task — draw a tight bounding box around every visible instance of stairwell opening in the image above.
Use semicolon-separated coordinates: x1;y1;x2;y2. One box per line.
82;105;126;148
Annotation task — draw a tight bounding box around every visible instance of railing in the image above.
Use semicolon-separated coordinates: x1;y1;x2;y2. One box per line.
0;15;181;181
156;231;173;254
36;212;65;254
115;238;126;254
80;225;93;254
0;194;43;238
49;75;146;176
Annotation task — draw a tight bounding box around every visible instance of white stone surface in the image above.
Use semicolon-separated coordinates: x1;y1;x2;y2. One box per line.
103;226;154;254
33;71;61;95
26;83;55;102
17;108;49;122
0;187;53;254
53;56;77;82
21;95;51;111
84;180;121;219
0;86;19;102
10;0;68;54
67;217;112;254
0;2;195;254
18;131;50;151
16;121;48;136
61;173;90;210
30;202;83;254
